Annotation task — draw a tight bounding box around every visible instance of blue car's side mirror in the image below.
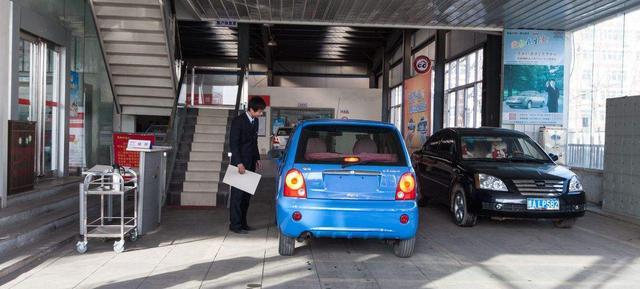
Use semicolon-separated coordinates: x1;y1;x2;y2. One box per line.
548;153;559;162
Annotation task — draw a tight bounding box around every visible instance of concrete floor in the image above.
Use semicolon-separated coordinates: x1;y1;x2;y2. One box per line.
2;173;640;289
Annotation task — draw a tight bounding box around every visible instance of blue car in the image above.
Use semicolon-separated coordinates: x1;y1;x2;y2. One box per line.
271;119;418;257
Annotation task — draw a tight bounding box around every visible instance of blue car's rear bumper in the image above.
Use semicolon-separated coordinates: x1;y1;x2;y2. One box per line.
276;198;418;240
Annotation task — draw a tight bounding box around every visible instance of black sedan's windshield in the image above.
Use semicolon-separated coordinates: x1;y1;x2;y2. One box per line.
460;135;551;163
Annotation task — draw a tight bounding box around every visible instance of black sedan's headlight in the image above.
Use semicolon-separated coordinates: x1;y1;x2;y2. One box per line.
568;176;583;193
475;173;508;192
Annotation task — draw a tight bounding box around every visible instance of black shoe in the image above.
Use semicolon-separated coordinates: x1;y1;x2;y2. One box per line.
242;225;255;231
231;228;248;234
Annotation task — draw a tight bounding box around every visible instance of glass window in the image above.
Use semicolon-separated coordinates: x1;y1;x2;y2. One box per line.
390;85;403;131
468;52;476;83
567;9;640;170
444;49;483;128
295;125;407;166
465;87;475;128
458;57;467;85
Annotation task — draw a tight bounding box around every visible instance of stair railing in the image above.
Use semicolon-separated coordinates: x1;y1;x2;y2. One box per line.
163;66;187;204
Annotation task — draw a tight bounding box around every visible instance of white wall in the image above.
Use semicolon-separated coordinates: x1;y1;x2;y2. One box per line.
0;0;10;207
249;87;382;154
275;76;369;88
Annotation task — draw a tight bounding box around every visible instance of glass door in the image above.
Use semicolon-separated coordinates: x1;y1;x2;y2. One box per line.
18;33;62;177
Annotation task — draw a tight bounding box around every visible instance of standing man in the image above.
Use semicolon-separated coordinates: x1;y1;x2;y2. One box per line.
228;96;266;234
546;79;560;113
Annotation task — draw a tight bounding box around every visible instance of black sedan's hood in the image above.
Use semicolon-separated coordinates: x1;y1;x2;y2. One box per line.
461;161;575;180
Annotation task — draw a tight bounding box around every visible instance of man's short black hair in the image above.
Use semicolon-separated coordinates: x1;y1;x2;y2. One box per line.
248;96;266;111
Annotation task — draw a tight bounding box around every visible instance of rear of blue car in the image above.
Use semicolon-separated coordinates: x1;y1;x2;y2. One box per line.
275;120;418;257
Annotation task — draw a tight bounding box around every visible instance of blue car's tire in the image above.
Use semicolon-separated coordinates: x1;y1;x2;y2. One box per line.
393;237;415;258
279;230;295;256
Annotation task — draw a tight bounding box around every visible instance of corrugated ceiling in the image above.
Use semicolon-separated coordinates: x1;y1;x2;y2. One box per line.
182;0;640;31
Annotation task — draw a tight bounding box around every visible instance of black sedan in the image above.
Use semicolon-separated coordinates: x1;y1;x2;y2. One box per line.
412;128;585;228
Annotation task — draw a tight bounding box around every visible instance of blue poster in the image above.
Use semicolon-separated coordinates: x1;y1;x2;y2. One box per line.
502;30;565;125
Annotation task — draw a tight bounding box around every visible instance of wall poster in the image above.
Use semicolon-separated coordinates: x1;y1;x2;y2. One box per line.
502;29;565;125
68;70;85;168
403;73;432;151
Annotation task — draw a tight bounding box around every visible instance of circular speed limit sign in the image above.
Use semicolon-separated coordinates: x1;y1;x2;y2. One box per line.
413;55;432;74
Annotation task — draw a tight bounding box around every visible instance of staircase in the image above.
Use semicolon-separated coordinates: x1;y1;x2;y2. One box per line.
0;178;82;278
180;109;232;207
90;0;176;116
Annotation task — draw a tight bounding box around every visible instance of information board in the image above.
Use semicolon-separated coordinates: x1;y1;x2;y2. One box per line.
113;133;156;168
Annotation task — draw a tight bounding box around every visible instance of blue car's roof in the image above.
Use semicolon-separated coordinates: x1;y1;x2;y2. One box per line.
296;119;396;128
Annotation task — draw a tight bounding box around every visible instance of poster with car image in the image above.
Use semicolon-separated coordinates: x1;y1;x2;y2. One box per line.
403;73;432;151
502;29;565;125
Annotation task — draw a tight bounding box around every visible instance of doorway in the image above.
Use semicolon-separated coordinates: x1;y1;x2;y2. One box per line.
17;33;62;177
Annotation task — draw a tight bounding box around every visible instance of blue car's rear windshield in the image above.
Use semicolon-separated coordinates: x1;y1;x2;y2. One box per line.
294;124;407;166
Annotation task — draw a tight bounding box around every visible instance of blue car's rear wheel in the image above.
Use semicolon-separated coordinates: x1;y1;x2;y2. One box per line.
393;237;415;258
278;230;295;256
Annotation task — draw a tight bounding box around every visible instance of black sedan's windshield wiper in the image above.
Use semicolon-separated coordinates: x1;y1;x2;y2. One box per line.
508;156;547;163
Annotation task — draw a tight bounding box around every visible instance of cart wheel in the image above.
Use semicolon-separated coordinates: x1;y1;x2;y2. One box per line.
76;241;88;254
129;229;139;242
113;240;125;253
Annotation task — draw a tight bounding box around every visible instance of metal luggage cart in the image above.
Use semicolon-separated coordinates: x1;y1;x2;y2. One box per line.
76;167;138;254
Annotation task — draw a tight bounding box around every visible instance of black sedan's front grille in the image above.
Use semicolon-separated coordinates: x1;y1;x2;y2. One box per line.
512;179;565;197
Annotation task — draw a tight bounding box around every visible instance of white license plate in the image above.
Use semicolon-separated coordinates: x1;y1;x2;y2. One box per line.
527;198;560;210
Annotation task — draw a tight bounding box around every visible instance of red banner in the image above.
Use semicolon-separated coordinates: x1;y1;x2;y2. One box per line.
113;133;156;168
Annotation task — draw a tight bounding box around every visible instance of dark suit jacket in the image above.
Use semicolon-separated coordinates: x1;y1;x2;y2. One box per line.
229;113;260;170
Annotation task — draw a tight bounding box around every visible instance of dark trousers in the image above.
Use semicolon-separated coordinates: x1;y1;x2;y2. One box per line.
229;187;252;230
229;164;255;230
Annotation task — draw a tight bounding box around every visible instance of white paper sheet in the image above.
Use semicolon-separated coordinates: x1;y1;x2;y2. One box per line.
222;165;262;195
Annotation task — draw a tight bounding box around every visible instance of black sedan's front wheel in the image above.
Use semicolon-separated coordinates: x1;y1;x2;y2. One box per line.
452;190;477;227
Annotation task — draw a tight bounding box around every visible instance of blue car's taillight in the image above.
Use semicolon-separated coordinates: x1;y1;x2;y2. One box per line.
284;169;307;198
396;173;416;200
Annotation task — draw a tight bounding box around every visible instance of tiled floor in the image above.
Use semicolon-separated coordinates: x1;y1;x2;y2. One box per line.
2;174;640;289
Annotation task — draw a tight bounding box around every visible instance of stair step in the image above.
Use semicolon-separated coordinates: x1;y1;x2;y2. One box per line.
188;161;222;172
119;96;174;107
0;222;77;280
113;75;173;88
195;124;228;134
7;178;80;207
183;181;219;193
0;203;78;258
98;18;163;32
108;54;169;66
0;189;77;229
185;171;221;182
94;6;161;20
102;32;166;46
180;191;217;207
193;133;227;143
191;142;225;152
93;0;159;7
197;116;229;125
117;86;174;98
198;109;231;117
111;63;172;76
189;152;223;161
122;106;172;116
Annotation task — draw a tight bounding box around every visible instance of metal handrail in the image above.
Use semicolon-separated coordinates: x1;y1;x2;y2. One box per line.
87;0;121;114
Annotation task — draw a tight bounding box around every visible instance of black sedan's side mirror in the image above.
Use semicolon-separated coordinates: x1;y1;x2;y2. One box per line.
548;153;559;162
268;149;284;160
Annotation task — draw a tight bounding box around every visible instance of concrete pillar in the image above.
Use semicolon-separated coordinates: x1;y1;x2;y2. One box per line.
433;30;446;131
482;34;502;127
381;51;390;123
0;0;11;208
